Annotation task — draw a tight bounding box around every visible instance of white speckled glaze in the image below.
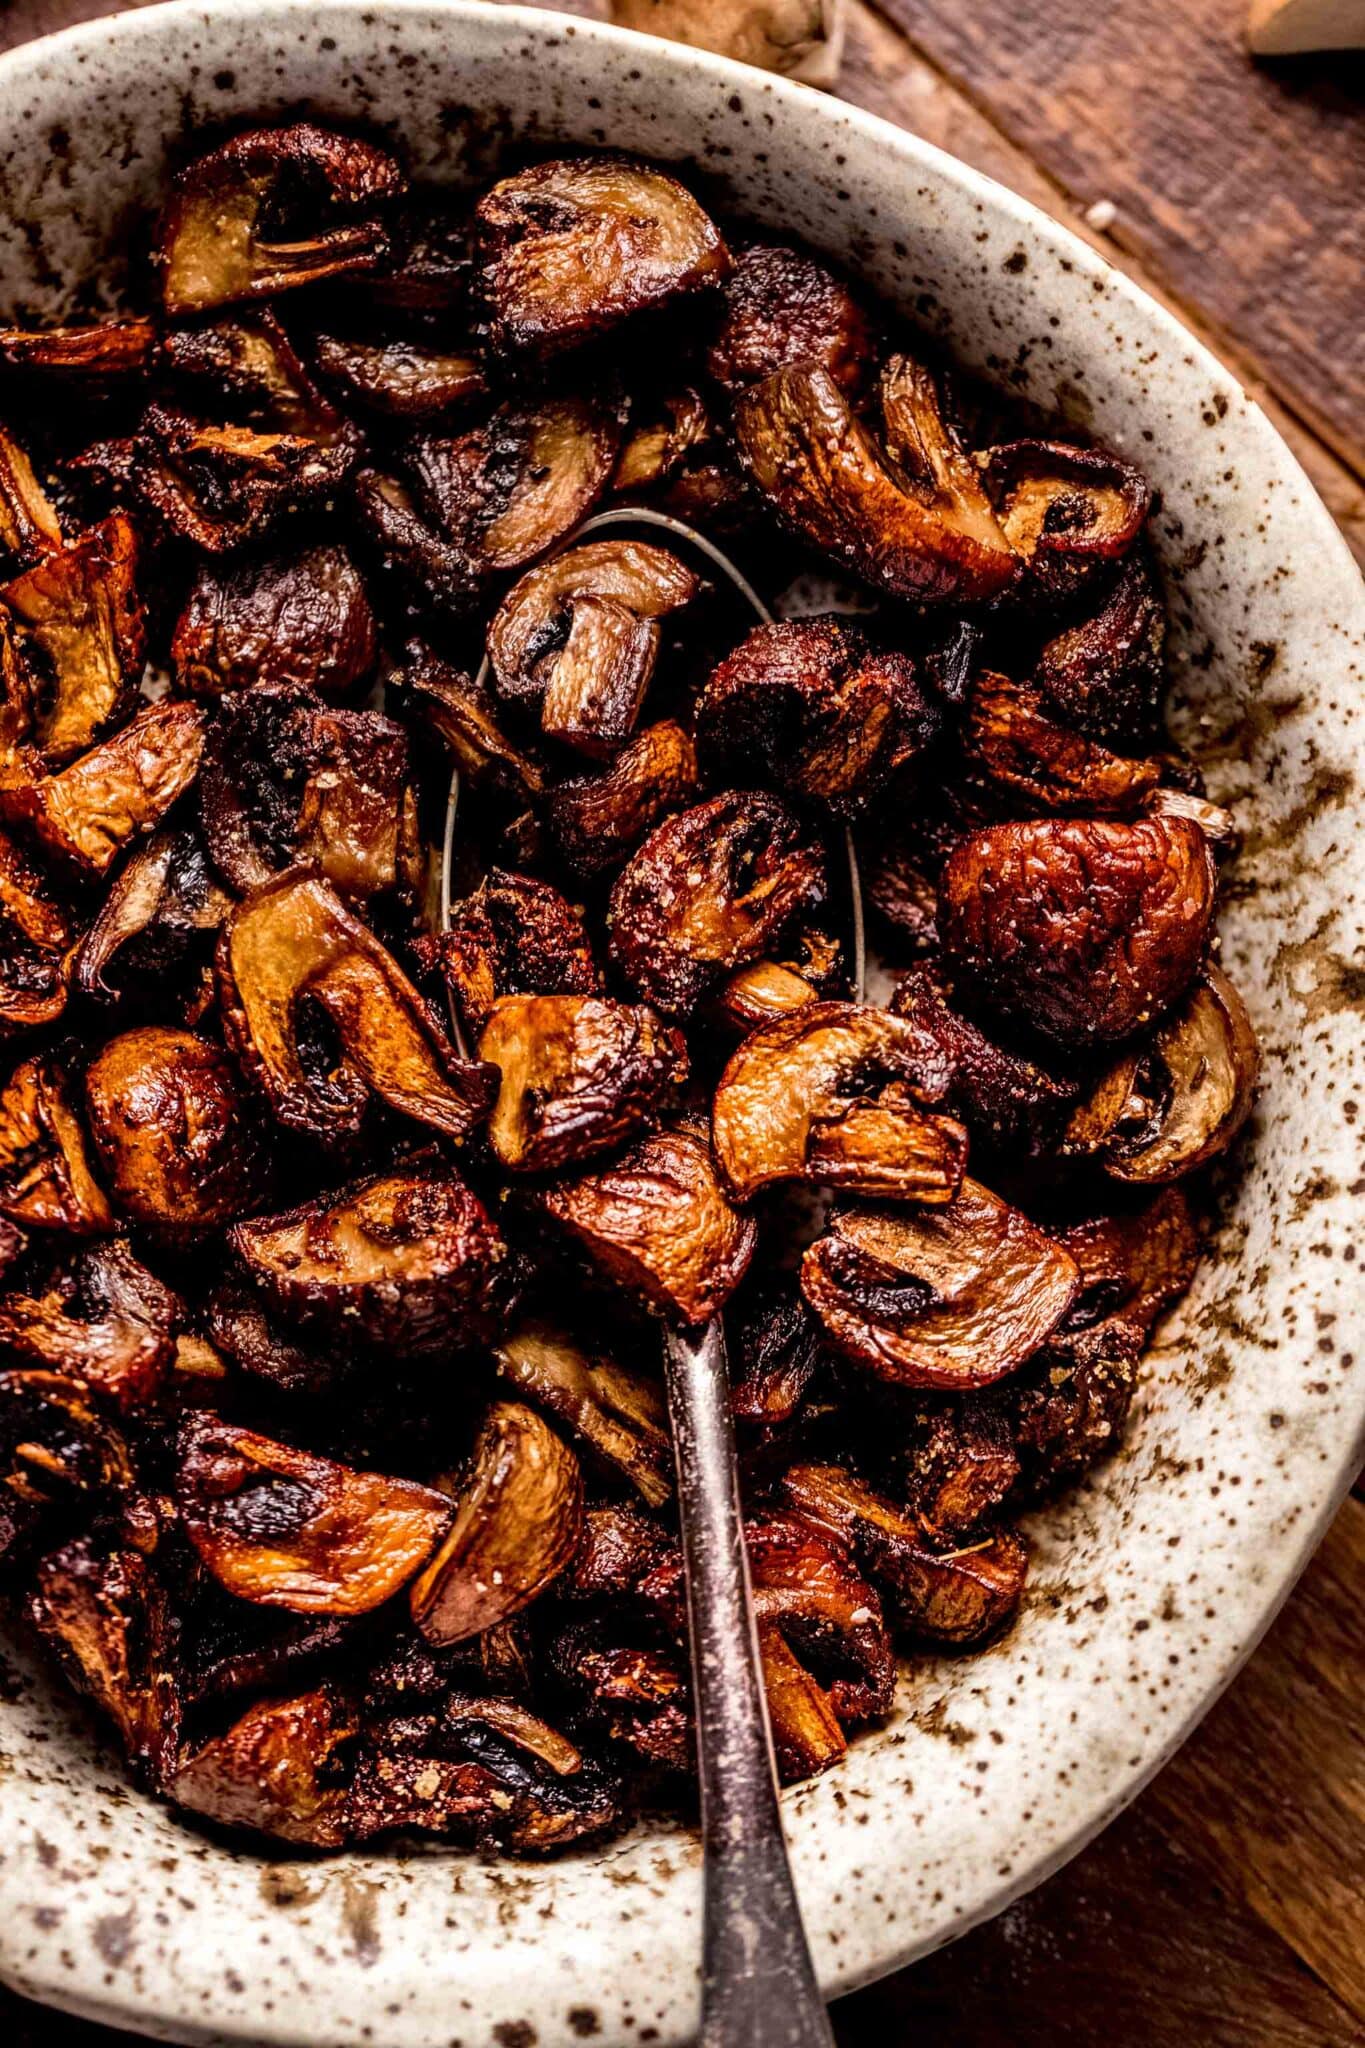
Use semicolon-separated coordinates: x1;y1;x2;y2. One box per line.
0;4;1361;2043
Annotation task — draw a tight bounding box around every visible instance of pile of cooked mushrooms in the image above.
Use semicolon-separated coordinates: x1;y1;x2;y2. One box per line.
0;123;1257;1853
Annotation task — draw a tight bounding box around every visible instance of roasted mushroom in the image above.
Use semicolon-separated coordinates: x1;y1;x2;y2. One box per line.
494;1320;672;1508
231;1172;513;1357
547;720;700;879
709;959;820;1038
1010;1321;1144;1496
169;1686;356;1846
84;1027;269;1231
0;318;158;382
888;966;1078;1157
1055;1186;1201;1344
980;439;1151;604
0;826;73;1035
607;791;827;1016
0;698;206;881
161;309;345;438
0;424;62;575
730;1289;828;1436
708;240;875;397
612;385;716;496
938;816;1218;1048
0;1369;133;1521
480;993;689;1173
427;869;600;1042
29;1538;181;1779
314;331;485;419
0;514;145;762
963;669;1163;815
398;645;547;817
0;1239;179;1413
889;1398;1021;1544
351;468;487;621
127;405;355;555
1032;554;1168;748
801;1181;1079;1388
172;543;377;700
0;1054;113;1235
73;825;231;1007
474;155;729;360
157;123;405;316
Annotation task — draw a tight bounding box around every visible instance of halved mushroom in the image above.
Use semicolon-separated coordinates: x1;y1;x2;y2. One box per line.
696;617;940;818
0;424;62;574
200;685;417;901
963;670;1164;814
169;1686;356;1846
427;869;600;1041
710;960;820;1039
0;1054;113;1234
73;826;231;1007
480;993;689;1174
177;1413;452;1615
0;318;158;381
494;1321;672;1508
980;439;1151;604
487;540;699;757
547;720;700;879
0;1369;133;1518
231;1172;513;1357
1055;1185;1200;1342
800;1181;1079;1388
128;404;356;554
734;359;1018;605
398;645;547;816
1065;965;1259;1182
157;122;405;316
531;1123;757;1326
712;1002;965;1203
172;544;377;700
0;826;73;1035
162;309;347;439
84;1027;270;1231
217;870;497;1143
475;155;729;359
410;1399;584;1645
0;1239;180;1412
1034;554;1168;748
608;792;827;1016
779;1463;1028;1645
0;699;206;880
29;1538;181;1780
314;331;485;418
888;966;1078;1157
0;514;145;762
708;240;875;396
939;816;1217;1048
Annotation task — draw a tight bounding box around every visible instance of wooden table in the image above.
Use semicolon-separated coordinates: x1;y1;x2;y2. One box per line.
1;2;1362;2042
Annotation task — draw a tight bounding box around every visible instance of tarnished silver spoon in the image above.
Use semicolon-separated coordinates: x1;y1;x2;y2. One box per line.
442;507;859;2048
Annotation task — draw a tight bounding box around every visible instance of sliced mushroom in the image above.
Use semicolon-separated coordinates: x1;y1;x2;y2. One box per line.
0;423;62;574
608;791;827;1016
963;670;1163;814
0;1239;179;1413
426;869;600;1042
480;993;689;1174
475;155;729;359
494;1320;672;1508
217;870;496;1143
708;240;875;396
712;1002;965;1203
169;1686;356;1846
84;1027;270;1231
231;1172;513;1357
157;123;405;316
410;1400;583;1645
710;960;820;1039
128;404;355;554
980;439;1151;604
531;1123;757;1326
399;644;547;815
162;309;347;439
73;826;231;1006
172;544;377;700
800;1181;1079;1388
0;1054;113;1234
1034;554;1168;748
487;540;698;757
0;1369;133;1517
0;825;73;1035
178;1413;452;1615
1055;1186;1200;1342
314;331;485;418
0;318;158;381
888;966;1079;1156
547;719;700;879
939;816;1217;1048
0;699;206;881
29;1538;180;1781
754;1618;845;1781
734;360;1018;605
0;514;145;762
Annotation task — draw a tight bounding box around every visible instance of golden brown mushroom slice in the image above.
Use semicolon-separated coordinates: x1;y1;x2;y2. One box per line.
177;1414;453;1617
734;359;1018;606
0;826;73;1036
29;1538;181;1781
0;318;159;381
217;870;497;1144
712;1001;966;1204
487;540;699;758
410;1400;584;1646
0;1053;113;1235
710;960;820;1039
547;719;700;880
172;543;377;701
532;1122;758;1326
129;405;356;555
480;993;689;1174
708;240;876;397
0;699;206;882
801;1180;1079;1389
314;331;486;419
231;1172;514;1357
0;1369;133;1520
475;155;729;360
607;791;827;1016
84;1027;271;1232
979;438;1151;604
0;514;145;762
73;826;231;1007
169;1687;357;1846
0;423;62;573
963;669;1164;815
0;1240;180;1413
495;1321;672;1509
157;123;405;316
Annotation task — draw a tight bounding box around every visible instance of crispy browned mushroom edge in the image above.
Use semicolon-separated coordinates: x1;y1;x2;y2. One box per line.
0;123;1256;1856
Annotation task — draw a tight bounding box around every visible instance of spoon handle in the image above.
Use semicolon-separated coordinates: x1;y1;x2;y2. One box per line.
662;1318;836;2048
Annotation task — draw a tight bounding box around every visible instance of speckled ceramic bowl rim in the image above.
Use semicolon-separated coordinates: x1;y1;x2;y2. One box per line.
0;6;1361;2046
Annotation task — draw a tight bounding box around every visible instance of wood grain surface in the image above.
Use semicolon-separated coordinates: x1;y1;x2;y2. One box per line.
0;3;1362;2044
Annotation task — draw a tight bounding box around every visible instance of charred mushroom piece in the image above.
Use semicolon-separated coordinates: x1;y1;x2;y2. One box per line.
980;439;1151;604
0;424;62;574
1056;1186;1200;1343
734;360;1018;605
399;645;547;815
314;331;485;419
696;618;939;818
73;826;231;1006
1010;1321;1144;1496
231;1172;513;1357
801;1181;1079;1389
495;1321;672;1508
0;699;206;881
169;1686;356;1846
0;514;145;762
708;241;875;396
608;791;827;1016
547;720;700;879
0;826;73;1035
487;540;699;757
0;318;158;382
711;1002;965;1204
963;670;1163;814
410;1400;583;1645
178;1413;452;1616
0;1054;113;1235
84;1027;270;1231
0;1369;133;1518
1034;554;1168;748
939;816;1217;1048
351;468;484;621
480;993;689;1174
29;1539;180;1780
428;869;600;1042
0;1239;179;1412
128;405;355;555
172;544;377;700
162;310;346;439
547;1616;691;1775
612;385;716;495
730;1290;827;1435
475;155;729;359
532;1123;757;1326
890;1398;1021;1544
888;966;1079;1157
158;123;405;316
217;870;496;1143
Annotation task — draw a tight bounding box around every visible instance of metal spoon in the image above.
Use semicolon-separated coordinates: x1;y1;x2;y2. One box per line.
442;507;859;2048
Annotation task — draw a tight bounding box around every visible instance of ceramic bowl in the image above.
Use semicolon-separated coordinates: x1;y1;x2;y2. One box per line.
0;5;1361;2044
